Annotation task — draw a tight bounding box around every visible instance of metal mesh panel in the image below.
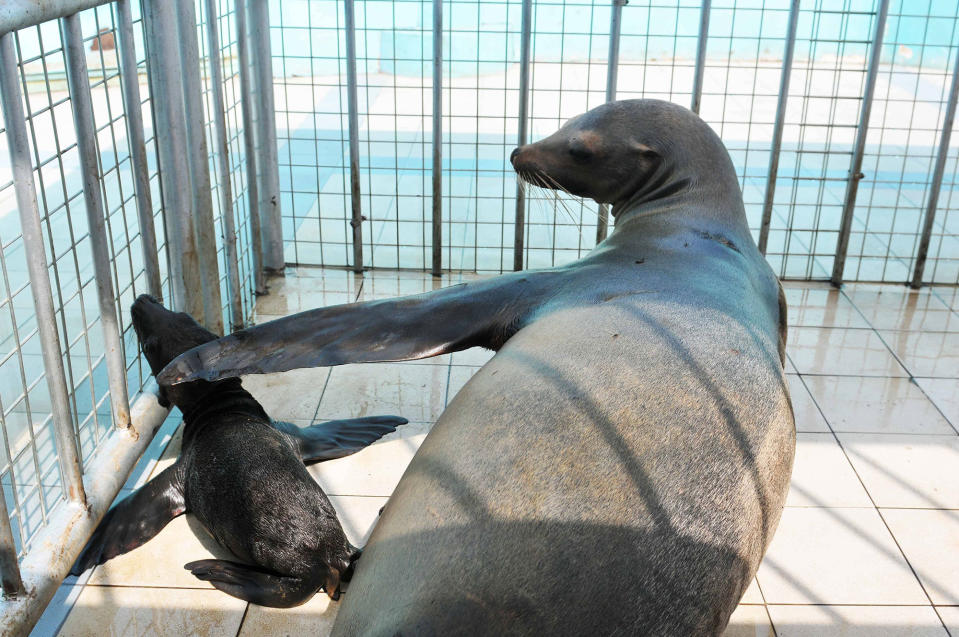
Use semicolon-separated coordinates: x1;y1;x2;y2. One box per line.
847;1;959;282
270;0;959;286
0;6;165;557
197;0;257;329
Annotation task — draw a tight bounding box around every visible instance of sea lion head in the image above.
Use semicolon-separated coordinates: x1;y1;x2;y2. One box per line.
131;294;219;407
510;99;738;218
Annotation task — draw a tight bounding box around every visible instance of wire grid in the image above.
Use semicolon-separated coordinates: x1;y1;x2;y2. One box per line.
520;0;607;269
846;0;959;283
196;0;257;329
763;0;878;279
272;0;352;269
355;0;431;271
0;5;170;558
440;0;521;272
930;110;959;284
695;0;793;238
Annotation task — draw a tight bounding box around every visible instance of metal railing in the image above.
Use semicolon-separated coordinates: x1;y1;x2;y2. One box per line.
0;1;274;632
273;0;959;287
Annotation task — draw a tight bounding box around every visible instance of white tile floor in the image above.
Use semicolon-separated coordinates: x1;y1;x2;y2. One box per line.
41;269;959;636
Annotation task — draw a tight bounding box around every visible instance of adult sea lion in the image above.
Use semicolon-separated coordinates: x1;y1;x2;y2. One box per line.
71;295;408;606
160;99;795;634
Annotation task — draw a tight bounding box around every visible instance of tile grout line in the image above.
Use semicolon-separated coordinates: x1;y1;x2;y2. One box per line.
233;601;252;637
839;285;959;436
792;298;953;634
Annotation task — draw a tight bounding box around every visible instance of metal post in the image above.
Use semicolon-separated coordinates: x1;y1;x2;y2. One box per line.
431;0;443;276
235;0;266;294
248;0;284;272
344;0;363;273
0;488;22;598
115;0;161;299
831;0;889;286
0;33;86;504
177;0;224;334
143;0;205;318
911;44;959;287
596;0;626;244
61;13;131;430
513;0;533;271
690;0;711;114
204;0;244;329
758;0;800;255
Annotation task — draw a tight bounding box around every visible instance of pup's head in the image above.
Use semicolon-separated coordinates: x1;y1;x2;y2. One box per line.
131;294;219;408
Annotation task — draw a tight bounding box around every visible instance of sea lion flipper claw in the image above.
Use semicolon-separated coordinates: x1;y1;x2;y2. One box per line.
273;416;409;464
70;465;186;575
157;270;564;386
185;559;322;607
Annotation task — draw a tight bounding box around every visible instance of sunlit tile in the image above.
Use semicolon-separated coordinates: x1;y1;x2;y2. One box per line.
837;433;959;509
787;327;907;376
881;508;959;605
803;376;953;434
878;331;959;378
723;604;772;637
786;434;871;507
58;586;245;637
766;604;947;637
241;368;331;421
786;375;829;433
317;363;448;422
757;507;927;604
844;284;958;332
308;421;431;497
238;592;339;637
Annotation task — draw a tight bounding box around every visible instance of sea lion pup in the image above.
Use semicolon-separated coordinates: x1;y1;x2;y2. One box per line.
70;295;408;607
160;100;795;634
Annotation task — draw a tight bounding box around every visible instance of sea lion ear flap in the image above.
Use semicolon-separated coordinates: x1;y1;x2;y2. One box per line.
631;141;660;158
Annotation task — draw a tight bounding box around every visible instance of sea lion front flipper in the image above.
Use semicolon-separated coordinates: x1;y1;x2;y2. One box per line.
273;416;409;464
185;559;326;607
158;269;566;386
70;464;186;575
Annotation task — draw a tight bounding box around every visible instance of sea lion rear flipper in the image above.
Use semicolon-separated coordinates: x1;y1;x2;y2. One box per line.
185;559;326;607
273;416;409;464
70;465;186;575
158;269;565;386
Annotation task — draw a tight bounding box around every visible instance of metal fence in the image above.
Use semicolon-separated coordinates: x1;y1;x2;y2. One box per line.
2;0;959;633
273;0;959;286
0;0;270;632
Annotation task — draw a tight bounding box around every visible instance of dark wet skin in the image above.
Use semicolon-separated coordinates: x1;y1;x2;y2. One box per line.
70;296;408;607
159;100;795;635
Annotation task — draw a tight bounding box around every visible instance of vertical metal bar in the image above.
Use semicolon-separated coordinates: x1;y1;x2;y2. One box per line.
115;0;161;299
0;33;86;504
177;0;224;334
690;0;711;114
61;13;131;430
0;487;22;598
248;0;284;272
911;43;959;288
831;0;889;286
204;0;245;329
344;0;363;273
431;0;443;276
513;0;533;271
143;0;205;318
235;0;265;294
595;0;626;244
758;0;800;255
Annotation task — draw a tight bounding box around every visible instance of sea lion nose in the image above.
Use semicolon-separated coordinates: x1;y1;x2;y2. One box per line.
510;147;520;165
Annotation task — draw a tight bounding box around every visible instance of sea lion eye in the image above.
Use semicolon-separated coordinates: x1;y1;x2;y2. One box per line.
568;139;592;161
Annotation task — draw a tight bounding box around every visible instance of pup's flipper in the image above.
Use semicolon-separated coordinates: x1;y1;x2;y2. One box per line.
185;559;329;607
273;416;408;464
158;269;564;385
70;465;186;575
